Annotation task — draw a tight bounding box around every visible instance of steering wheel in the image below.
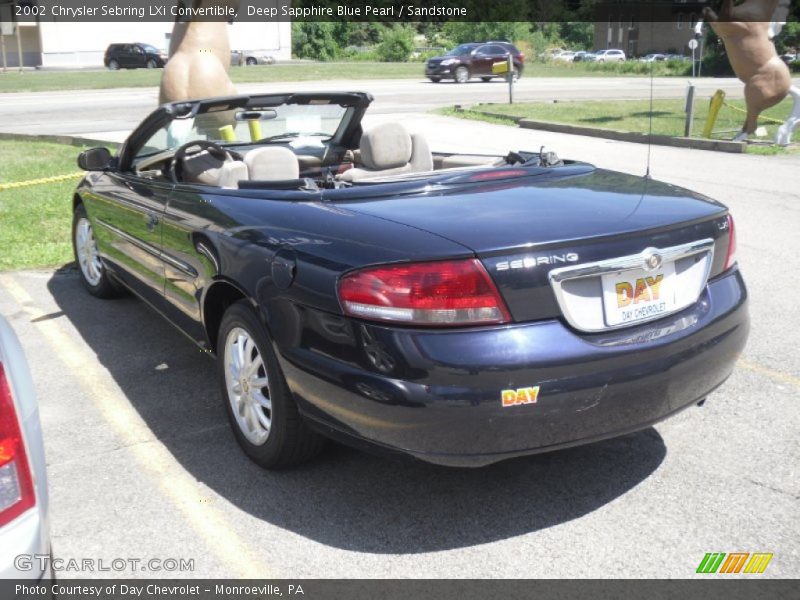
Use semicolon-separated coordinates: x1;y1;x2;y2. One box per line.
168;140;242;183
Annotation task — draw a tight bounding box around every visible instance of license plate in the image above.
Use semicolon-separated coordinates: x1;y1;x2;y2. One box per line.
601;262;677;327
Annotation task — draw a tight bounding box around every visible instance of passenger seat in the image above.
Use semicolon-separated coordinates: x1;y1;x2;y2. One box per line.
338;123;433;182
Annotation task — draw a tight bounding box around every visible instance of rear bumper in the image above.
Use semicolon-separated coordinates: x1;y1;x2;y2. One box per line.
277;269;748;467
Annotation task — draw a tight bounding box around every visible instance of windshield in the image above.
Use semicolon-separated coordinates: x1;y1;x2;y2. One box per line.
141;44;160;54
135;102;348;159
447;44;476;56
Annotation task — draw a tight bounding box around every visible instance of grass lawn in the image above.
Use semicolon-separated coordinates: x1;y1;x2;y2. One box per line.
0;60;692;93
440;97;797;150
0;140;89;270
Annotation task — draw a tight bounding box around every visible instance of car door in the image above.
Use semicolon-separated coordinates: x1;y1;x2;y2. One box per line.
470;45;494;76
131;45;146;67
86;111;179;305
486;45;512;76
86;170;170;306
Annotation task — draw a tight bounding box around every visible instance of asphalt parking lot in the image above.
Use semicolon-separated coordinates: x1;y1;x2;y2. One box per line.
0;108;798;578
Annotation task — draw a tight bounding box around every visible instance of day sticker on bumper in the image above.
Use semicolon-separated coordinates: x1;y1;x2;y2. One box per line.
502;387;540;407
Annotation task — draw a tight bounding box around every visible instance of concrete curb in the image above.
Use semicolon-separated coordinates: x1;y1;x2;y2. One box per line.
453;106;747;154
0;132;120;148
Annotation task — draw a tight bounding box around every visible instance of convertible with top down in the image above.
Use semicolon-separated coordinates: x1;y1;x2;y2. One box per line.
71;92;749;468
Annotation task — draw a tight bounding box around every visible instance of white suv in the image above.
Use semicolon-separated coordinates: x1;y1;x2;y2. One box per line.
594;49;626;62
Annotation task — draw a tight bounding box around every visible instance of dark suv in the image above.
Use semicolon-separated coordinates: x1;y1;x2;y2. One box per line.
104;43;167;70
425;42;525;83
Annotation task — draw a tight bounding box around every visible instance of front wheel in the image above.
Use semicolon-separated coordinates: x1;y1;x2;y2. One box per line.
72;204;122;298
428;76;441;83
246;57;257;66
108;59;120;70
217;301;325;469
454;66;470;83
481;76;492;82
146;59;157;69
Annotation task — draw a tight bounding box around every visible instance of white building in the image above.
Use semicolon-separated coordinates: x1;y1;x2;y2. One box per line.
1;20;291;68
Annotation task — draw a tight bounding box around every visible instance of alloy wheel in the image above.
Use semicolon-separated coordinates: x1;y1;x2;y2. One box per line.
223;326;272;446
75;218;103;287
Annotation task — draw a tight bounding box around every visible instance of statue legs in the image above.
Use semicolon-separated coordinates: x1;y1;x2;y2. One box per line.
775;85;800;146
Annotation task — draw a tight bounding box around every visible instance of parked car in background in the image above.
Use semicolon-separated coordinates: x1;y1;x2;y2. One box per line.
0;316;50;579
593;49;626;62
71;91;748;469
231;50;276;66
780;52;797;64
553;51;576;62
426;42;524;83
582;52;598;62
104;43;167;70
639;53;666;62
572;51;591;62
665;54;691;62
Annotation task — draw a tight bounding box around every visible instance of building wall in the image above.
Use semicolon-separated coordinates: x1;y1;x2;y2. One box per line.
0;24;41;67
26;20;291;68
594;5;702;56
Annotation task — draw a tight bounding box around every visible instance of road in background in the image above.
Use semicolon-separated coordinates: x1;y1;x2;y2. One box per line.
0;111;797;578
0;76;746;139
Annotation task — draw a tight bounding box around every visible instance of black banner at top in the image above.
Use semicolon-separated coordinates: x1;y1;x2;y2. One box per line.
4;1;797;24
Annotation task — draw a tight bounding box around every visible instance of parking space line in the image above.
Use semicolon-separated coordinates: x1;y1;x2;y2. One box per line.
738;359;800;390
0;273;272;578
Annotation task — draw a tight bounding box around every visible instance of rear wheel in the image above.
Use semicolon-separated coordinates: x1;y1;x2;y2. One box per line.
454;66;470;83
218;301;325;469
72;204;122;298
108;59;120;70
428;76;441;83
246;57;257;66
481;76;492;82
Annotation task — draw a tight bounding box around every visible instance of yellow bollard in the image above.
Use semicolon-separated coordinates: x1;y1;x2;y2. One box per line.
703;90;726;139
218;124;236;142
248;119;262;142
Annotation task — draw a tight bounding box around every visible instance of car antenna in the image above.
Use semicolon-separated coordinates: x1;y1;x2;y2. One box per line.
645;14;655;180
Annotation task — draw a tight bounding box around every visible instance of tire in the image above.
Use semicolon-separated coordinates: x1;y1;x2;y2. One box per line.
428;77;441;83
481;76;492;82
72;204;122;298
217;301;325;469
454;65;470;83
246;57;257;66
146;59;157;69
108;59;120;70
512;68;520;82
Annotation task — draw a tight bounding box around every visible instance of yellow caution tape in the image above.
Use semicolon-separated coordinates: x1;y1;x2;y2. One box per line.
721;100;785;125
0;171;84;192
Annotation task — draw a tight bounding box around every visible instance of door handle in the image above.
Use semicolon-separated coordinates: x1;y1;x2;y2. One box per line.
146;213;159;232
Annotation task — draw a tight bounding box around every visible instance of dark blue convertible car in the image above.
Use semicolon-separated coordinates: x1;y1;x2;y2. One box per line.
72;92;748;468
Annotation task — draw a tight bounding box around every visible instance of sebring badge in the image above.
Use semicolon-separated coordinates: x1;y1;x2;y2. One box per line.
496;253;579;271
643;250;663;271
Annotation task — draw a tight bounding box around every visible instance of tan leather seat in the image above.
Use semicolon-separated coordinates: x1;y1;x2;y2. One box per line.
338;123;433;182
245;146;300;181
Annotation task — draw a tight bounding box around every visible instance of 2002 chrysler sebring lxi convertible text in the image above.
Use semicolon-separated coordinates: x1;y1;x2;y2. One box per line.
71;92;748;468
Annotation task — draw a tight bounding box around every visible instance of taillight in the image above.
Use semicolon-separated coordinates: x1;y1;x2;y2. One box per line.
724;214;737;271
338;259;511;327
0;363;35;528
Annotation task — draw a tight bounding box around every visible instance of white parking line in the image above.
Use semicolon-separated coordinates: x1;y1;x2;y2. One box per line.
0;273;272;578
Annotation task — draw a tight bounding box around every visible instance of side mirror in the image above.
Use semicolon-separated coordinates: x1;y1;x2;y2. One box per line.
78;147;114;171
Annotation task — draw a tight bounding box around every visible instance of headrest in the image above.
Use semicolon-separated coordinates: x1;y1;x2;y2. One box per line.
245;146;300;181
360;123;413;170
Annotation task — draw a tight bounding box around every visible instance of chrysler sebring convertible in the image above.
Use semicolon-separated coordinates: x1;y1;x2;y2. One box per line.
71;92;748;468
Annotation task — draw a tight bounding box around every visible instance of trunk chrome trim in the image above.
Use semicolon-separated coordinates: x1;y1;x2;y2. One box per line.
548;238;715;332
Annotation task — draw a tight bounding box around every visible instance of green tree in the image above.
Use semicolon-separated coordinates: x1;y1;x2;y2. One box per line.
376;25;415;62
291;23;339;61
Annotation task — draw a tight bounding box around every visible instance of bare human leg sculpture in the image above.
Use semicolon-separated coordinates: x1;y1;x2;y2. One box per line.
703;0;798;145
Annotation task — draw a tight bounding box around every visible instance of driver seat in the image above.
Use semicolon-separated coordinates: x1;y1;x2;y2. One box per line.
181;150;233;186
